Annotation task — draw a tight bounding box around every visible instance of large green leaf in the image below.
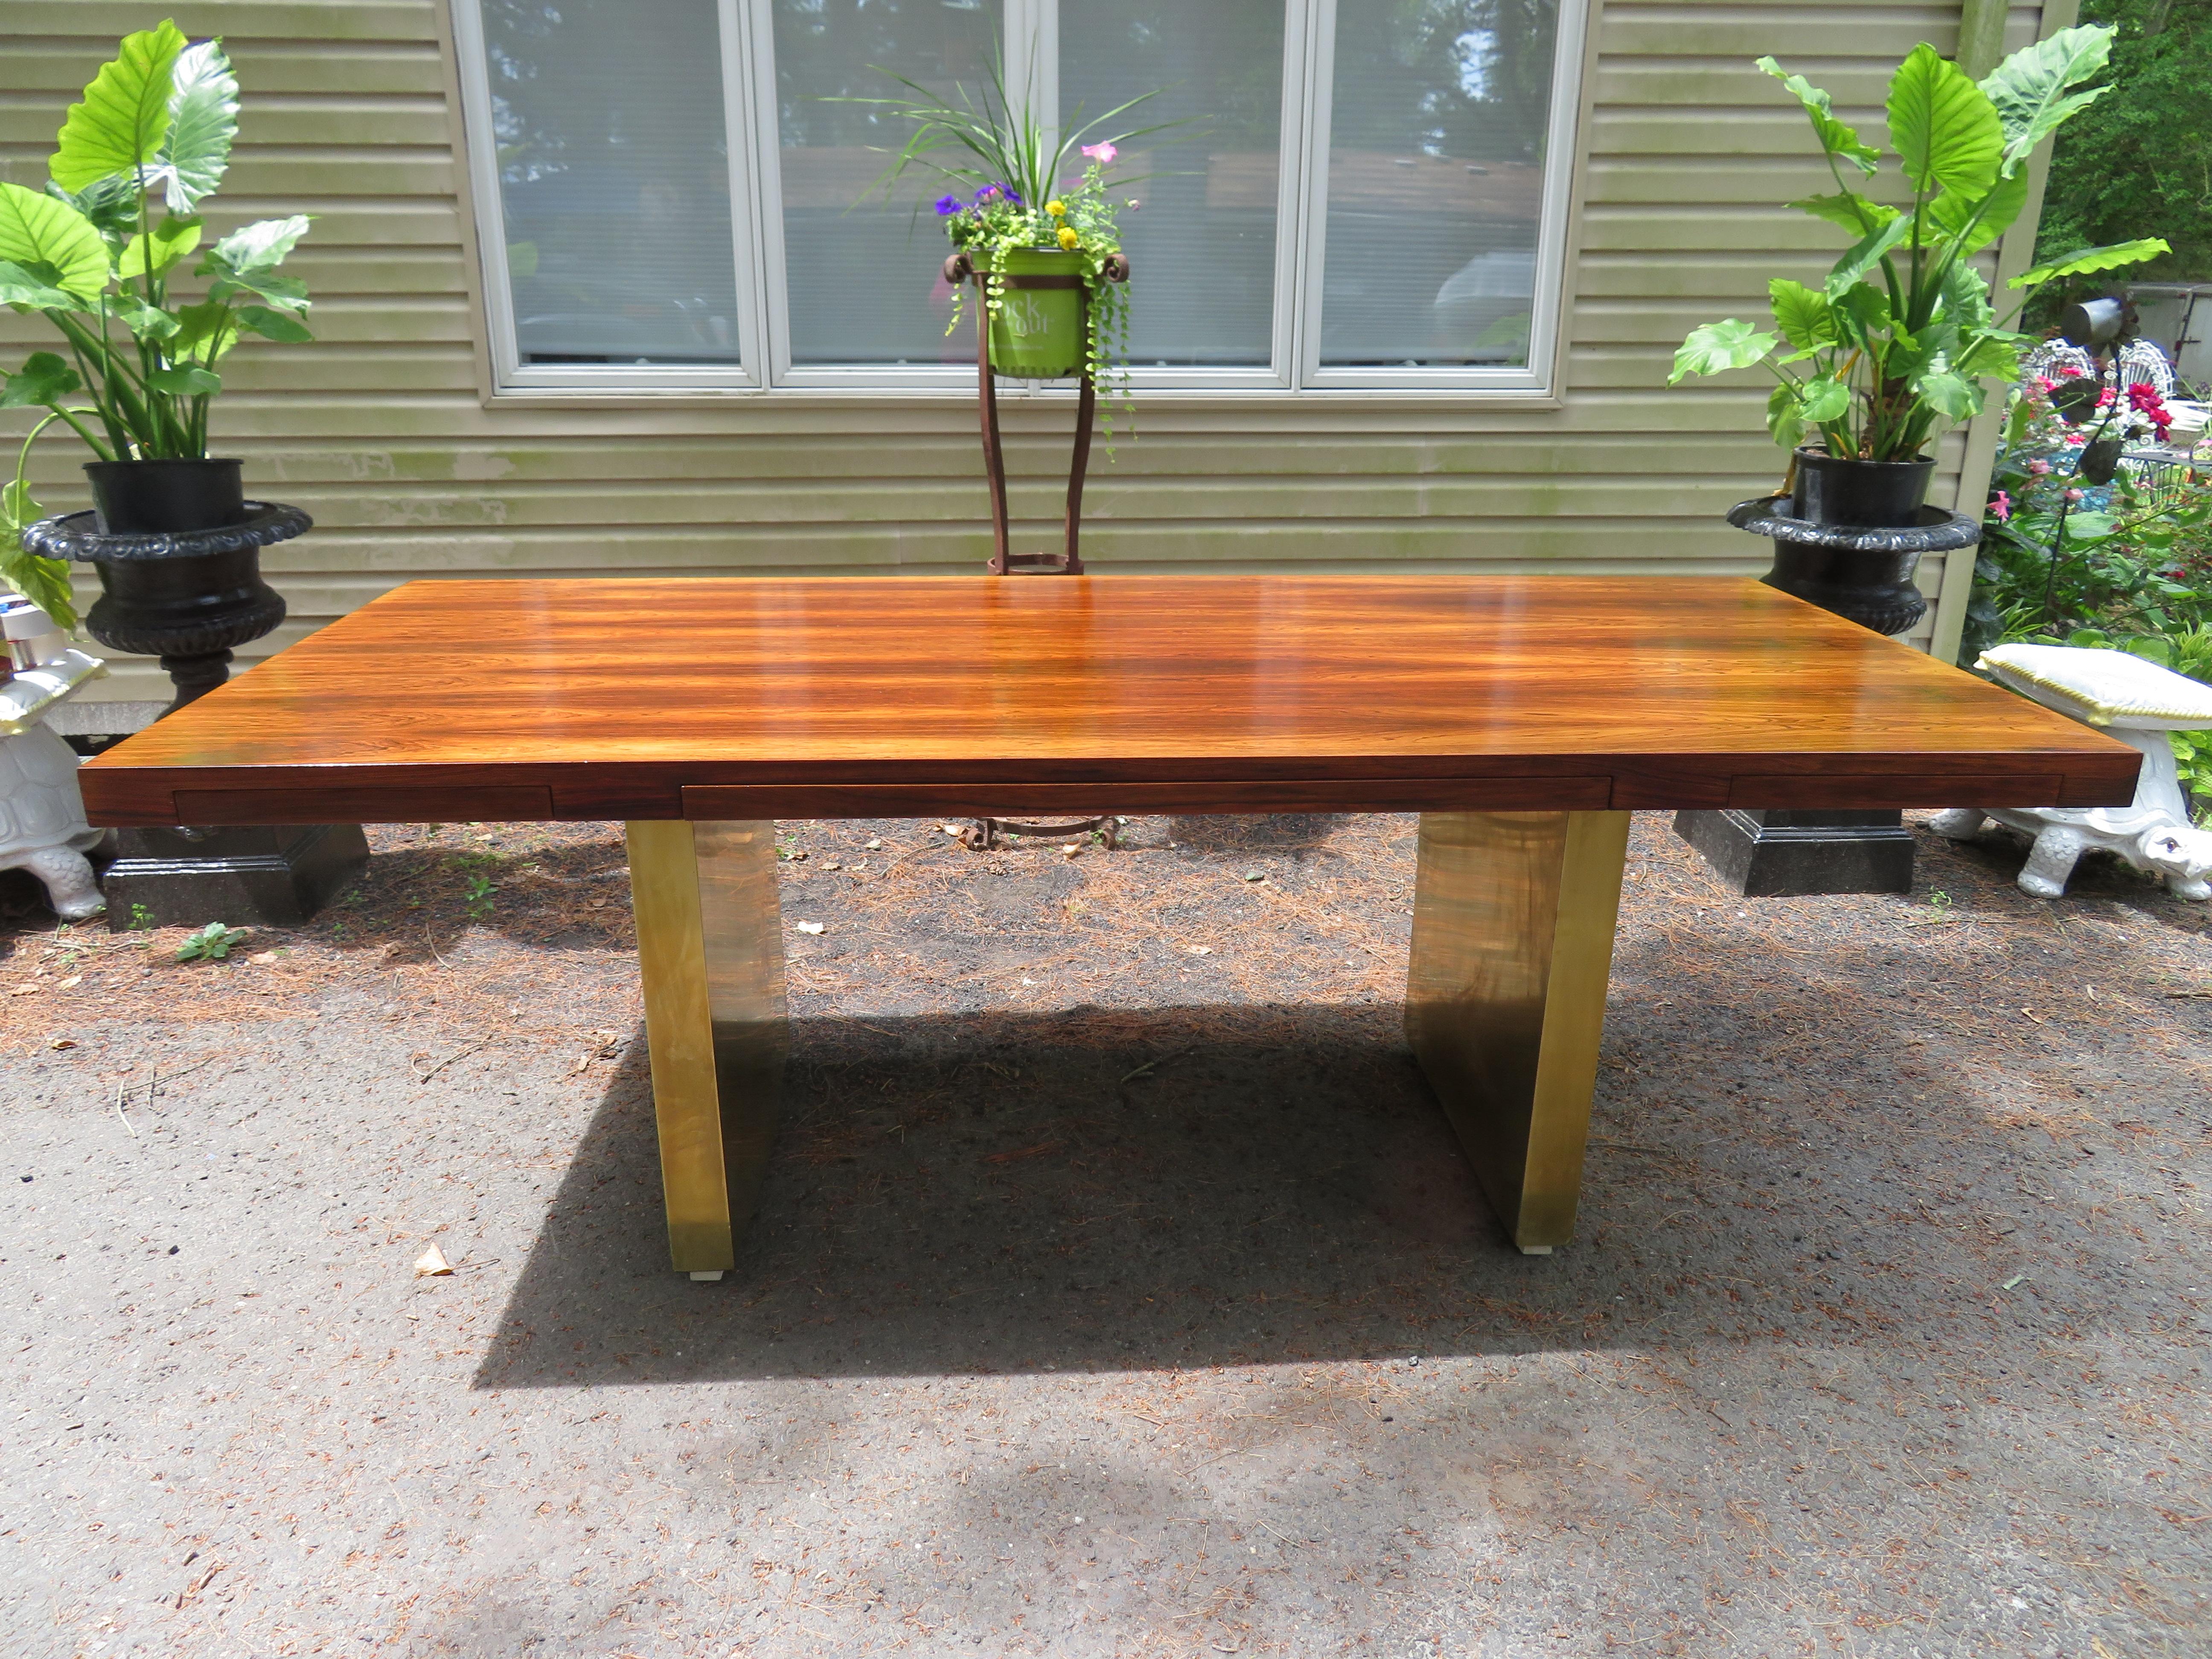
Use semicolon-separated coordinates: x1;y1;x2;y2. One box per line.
159;40;239;212
1886;42;2002;198
1767;279;1837;352
1828;282;1896;349
210;267;309;314
0;352;82;408
0;183;108;299
203;214;310;275
1823;214;1913;299
0;258;85;312
116;299;180;342
1670;318;1775;384
146;362;220;396
1766;375;1853;451
1766;383;1808;449
0;482;78;628
50;177;139;253
51;19;187;192
1953;332;2022;381
1797;376;1852;422
170;298;239;362
1912;368;1981;421
1921;168;2030;255
236;304;313;343
1936;257;1993;332
1784;194;1898;236
117;216;201;282
1756;58;1880;175
2010;238;2171;288
1980;23;2114;175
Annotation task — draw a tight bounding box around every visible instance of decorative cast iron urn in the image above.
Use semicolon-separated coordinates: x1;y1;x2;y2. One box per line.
18;458;366;929
1727;492;1982;639
23;459;305;713
1674;459;1984;898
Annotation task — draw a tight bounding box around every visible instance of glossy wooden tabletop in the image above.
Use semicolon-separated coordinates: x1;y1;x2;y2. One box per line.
79;576;2140;827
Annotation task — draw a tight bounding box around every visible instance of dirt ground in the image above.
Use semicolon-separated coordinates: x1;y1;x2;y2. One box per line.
1;809;2207;1658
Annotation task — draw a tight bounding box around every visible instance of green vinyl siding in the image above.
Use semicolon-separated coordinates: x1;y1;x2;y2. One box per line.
0;0;2058;704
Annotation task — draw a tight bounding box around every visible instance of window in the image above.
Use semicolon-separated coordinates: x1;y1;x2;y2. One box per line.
453;0;1588;395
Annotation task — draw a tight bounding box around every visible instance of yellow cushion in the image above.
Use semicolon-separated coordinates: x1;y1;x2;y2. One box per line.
1978;643;2212;729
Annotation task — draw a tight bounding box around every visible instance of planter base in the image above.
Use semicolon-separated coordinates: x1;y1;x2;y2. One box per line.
1672;808;1914;897
100;823;370;931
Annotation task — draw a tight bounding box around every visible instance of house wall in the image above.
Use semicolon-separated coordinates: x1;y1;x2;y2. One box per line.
0;0;2061;708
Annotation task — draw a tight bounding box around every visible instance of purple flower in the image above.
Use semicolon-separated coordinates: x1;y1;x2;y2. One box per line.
934;194;964;216
974;184;1000;202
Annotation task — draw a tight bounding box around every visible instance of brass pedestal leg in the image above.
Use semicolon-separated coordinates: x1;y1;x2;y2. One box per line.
1404;811;1630;1254
625;820;788;1278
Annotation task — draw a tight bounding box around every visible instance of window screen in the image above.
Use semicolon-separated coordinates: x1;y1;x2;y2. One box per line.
774;0;1001;368
477;0;743;367
1319;0;1560;368
1059;1;1286;369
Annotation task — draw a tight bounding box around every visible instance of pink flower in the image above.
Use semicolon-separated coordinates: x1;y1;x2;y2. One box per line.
1080;141;1118;166
2027;458;2052;474
2055;364;2084;377
1990;489;2012;522
2064;487;2084;502
2034;375;2059;393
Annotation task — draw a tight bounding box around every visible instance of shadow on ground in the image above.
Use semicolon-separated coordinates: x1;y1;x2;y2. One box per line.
472;960;2157;1387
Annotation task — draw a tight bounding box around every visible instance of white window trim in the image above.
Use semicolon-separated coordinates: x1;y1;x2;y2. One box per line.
449;0;1589;402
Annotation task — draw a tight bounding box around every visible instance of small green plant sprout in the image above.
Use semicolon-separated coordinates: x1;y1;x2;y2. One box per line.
464;873;495;919
1904;889;1958;927
128;902;154;930
175;921;247;962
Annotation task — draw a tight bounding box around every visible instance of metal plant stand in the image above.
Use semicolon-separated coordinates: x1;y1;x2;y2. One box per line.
945;249;1129;850
23;501;368;928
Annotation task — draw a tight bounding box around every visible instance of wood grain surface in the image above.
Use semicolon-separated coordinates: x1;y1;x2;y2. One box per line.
78;576;2141;827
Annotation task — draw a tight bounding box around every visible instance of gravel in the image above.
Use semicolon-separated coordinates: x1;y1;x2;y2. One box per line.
1;810;2206;1656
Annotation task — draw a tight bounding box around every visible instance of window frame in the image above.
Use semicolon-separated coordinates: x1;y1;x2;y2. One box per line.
449;0;1590;401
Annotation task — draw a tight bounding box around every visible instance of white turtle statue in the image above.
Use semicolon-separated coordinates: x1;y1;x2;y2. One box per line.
1932;643;2212;900
1;595;109;920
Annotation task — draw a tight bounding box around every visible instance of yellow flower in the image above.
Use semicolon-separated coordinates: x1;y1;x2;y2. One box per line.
1046;199;1066;217
1057;225;1080;250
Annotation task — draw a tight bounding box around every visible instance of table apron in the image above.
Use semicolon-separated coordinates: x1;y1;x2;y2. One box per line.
678;777;1615;819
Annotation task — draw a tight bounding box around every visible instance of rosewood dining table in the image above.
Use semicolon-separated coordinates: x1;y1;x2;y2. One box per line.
76;574;2141;1277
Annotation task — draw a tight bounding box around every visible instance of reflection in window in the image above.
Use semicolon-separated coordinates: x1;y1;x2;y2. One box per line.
479;0;741;366
1321;0;1559;367
1060;1;1285;369
774;0;1000;368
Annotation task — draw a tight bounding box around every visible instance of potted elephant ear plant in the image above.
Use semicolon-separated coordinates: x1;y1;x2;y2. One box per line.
0;20;362;939
1671;24;2164;564
0;16;313;693
1667;23;2166;902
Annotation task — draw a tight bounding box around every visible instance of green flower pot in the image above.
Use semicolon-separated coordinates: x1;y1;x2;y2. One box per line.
984;247;1086;378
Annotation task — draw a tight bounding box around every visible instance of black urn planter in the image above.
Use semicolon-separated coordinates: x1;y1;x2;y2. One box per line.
1674;482;1983;898
25;460;302;713
20;462;367;930
1727;492;1982;640
1789;445;1935;528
